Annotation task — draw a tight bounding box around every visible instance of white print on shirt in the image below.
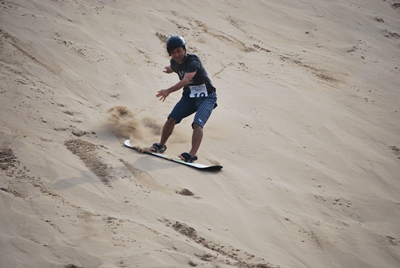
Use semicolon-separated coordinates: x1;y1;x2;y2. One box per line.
178;71;194;86
178;71;186;80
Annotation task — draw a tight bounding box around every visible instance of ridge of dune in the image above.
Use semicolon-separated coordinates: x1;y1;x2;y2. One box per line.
1;0;399;267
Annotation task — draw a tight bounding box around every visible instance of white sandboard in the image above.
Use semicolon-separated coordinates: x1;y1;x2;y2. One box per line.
124;140;222;171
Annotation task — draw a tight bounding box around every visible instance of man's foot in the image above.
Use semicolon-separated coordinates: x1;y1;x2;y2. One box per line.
179;152;198;163
150;143;167;153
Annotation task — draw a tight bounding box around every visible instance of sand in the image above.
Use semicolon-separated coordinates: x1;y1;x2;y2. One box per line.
1;0;400;267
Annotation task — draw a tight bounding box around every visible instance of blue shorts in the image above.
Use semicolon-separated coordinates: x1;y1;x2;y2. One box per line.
168;92;217;128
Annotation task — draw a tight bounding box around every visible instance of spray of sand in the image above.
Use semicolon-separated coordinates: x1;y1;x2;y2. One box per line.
107;106;165;149
107;106;142;140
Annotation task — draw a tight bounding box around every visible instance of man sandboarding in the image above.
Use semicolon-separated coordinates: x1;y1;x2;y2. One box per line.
150;35;218;163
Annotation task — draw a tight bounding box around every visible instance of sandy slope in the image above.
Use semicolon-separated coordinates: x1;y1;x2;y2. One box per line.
1;0;400;267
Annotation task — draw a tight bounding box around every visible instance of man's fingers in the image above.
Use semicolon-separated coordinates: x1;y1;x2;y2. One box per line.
156;90;168;101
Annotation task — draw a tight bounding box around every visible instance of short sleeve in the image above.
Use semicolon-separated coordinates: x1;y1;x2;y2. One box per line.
186;57;200;73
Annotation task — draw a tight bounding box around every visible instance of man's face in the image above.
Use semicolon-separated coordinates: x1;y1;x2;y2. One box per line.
170;47;186;63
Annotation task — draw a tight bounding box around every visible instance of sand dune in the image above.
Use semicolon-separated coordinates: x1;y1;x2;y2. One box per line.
1;0;400;267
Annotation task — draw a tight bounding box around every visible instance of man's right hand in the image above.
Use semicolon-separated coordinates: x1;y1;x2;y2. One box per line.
163;65;173;73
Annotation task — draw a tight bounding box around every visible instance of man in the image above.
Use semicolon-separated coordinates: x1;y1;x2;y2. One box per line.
150;35;217;163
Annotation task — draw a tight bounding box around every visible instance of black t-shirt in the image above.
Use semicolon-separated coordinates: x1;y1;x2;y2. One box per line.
170;54;216;97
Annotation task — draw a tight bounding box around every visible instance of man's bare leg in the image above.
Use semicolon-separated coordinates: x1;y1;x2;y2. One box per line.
189;123;203;157
151;118;176;152
160;118;176;145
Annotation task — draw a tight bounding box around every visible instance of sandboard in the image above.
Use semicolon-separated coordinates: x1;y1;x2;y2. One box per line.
124;140;222;171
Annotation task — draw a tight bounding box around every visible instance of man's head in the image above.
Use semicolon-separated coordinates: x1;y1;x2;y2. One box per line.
166;35;186;56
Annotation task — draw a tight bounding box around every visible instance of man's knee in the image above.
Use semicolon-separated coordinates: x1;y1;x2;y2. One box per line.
167;117;177;125
192;123;202;130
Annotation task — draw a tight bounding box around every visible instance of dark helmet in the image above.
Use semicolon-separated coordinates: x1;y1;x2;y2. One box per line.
166;35;186;55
